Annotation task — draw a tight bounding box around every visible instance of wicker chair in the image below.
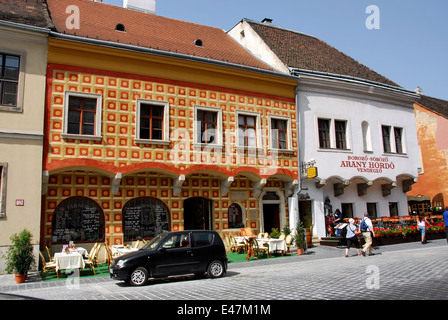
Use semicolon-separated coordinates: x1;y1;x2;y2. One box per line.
39;250;58;278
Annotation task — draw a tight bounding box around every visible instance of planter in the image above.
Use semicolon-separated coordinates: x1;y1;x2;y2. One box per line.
305;228;312;248
15;274;27;284
296;248;304;255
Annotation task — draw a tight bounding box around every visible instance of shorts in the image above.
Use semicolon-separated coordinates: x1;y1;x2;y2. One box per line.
418;226;426;236
346;236;360;249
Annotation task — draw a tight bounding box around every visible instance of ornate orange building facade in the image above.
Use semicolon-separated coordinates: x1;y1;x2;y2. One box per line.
40;38;298;248
408;96;448;214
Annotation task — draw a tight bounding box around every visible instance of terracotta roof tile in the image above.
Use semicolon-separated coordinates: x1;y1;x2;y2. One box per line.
246;19;399;87
0;0;53;29
45;0;272;71
417;95;448;119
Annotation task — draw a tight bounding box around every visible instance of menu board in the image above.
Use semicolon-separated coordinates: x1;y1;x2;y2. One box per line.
52;197;103;243
123;197;169;241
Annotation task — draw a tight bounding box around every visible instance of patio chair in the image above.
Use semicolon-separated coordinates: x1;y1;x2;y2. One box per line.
252;239;269;259
285;234;293;253
39;250;58;278
45;246;55;263
223;236;231;252
86;242;100;267
104;244;114;267
83;246;98;275
229;235;246;253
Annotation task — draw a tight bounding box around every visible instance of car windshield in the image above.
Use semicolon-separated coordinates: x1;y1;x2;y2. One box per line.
141;233;166;250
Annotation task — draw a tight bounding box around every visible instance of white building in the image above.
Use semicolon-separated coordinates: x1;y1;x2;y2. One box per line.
229;19;421;238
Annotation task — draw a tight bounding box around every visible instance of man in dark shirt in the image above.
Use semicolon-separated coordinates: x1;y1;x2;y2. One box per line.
443;206;448;244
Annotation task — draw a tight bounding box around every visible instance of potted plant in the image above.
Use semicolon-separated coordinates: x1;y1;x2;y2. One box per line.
4;229;35;283
294;220;307;255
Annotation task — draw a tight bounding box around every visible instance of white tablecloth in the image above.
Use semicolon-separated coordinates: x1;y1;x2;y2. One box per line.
257;238;287;253
54;252;85;271
69;247;87;257
111;245;139;257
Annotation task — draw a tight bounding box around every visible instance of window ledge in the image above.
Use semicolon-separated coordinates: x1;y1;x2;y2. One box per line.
61;134;102;141
193;143;223;150
0;105;22;112
134;139;170;146
235;146;263;153
269;148;295;154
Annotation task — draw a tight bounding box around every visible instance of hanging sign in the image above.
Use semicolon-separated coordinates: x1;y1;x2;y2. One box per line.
306;167;318;178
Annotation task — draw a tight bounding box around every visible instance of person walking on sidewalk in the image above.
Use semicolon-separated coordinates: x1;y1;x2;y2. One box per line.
345;218;362;258
443;206;448;245
360;212;375;256
417;215;429;244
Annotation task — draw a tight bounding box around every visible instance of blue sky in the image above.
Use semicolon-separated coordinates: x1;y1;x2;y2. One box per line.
102;0;448;101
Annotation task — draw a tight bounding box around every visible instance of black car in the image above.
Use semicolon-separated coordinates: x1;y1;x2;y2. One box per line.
109;230;228;286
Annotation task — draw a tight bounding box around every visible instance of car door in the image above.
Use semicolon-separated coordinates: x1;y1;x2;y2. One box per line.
190;231;215;272
152;232;195;276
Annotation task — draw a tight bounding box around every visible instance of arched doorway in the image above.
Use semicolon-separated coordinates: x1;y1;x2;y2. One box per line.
184;197;212;230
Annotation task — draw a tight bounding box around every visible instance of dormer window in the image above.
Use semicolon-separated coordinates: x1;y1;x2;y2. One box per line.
194;39;203;47
115;24;126;32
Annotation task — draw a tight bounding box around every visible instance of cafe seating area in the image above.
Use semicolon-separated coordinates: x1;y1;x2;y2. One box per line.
223;228;295;262
38;240;147;281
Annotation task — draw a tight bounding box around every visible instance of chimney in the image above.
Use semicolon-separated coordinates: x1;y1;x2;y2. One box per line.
92;0;103;2
262;18;273;25
123;0;156;14
414;86;423;95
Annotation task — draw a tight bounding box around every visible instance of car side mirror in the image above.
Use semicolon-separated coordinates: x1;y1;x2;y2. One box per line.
158;247;166;253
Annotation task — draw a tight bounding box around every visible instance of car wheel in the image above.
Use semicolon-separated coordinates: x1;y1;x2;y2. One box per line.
207;260;225;278
129;267;149;286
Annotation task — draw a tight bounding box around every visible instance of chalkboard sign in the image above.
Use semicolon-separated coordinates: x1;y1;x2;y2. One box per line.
123;197;170;241
52;196;104;243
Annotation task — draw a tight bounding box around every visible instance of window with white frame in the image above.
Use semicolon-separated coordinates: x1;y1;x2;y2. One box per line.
236;110;261;149
0;52;25;112
317;117;350;150
135;99;170;145
193;105;222;147
381;125;405;154
269;115;293;151
0;163;7;218
62;91;103;140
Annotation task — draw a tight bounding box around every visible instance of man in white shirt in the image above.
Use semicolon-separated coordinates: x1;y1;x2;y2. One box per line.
360;212;376;256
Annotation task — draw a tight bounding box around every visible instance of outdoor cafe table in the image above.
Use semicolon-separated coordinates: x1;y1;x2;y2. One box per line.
257;238;287;255
68;247;88;257
234;236;257;261
54;252;85;272
111;245;139;257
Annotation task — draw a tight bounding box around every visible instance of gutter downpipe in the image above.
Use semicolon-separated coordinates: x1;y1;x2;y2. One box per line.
289;77;302;235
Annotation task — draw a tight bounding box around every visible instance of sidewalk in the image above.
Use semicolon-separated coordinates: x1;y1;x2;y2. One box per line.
1;238;446;295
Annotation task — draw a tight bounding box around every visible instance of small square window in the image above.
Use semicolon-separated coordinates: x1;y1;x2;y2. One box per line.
135;99;170;145
194;106;222;148
62;91;103;141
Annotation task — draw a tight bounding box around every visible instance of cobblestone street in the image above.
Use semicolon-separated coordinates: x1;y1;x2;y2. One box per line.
1;239;447;305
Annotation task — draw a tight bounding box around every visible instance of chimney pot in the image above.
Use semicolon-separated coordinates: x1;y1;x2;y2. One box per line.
262;18;273;24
